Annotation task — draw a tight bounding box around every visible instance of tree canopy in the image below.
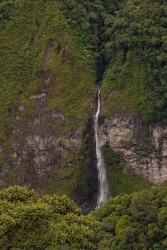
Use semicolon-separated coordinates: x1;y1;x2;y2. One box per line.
0;186;99;249
1;185;167;249
102;0;167;123
91;185;167;250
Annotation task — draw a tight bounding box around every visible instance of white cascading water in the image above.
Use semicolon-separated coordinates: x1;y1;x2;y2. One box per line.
95;87;110;209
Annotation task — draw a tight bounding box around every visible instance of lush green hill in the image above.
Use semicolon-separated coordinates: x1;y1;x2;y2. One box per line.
0;0;98;141
1;0;167;212
0;186;99;249
102;0;167;124
0;0;102;200
1;185;167;249
91;185;167;250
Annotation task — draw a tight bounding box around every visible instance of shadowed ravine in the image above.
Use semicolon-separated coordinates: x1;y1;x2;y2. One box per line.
95;87;110;208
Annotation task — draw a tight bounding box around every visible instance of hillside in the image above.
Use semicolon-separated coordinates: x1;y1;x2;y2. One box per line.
1;185;167;249
1;0;167;249
0;0;167;209
102;0;167;123
0;0;102;207
91;184;167;249
99;0;167;190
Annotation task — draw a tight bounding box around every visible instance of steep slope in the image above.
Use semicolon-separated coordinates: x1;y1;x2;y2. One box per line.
91;185;167;249
100;0;167;187
0;0;99;205
1;0;167;206
102;0;167;123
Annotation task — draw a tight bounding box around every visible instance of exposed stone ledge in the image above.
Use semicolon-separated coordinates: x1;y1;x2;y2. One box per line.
99;114;167;184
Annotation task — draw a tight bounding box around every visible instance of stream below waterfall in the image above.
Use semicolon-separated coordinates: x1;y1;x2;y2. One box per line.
95;87;110;208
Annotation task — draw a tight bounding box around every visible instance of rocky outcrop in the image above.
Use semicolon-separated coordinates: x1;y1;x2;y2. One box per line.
0;88;98;208
99;114;167;184
0;34;98;207
11;97;83;181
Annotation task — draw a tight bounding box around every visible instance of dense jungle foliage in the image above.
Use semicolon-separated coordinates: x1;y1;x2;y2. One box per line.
2;0;167;134
0;186;99;249
0;0;100;141
102;0;167;123
91;184;167;250
1;0;167;248
1;185;167;249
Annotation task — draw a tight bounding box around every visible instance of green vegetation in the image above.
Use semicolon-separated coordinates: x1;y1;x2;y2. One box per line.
4;0;166;130
103;146;152;195
1;4;167;249
91;185;167;250
0;0;101;196
0;186;99;249
108;169;152;196
102;0;167;124
1;185;167;249
36;167;81;197
0;0;101;140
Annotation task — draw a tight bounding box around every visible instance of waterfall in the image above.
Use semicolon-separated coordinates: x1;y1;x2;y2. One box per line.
95;87;110;209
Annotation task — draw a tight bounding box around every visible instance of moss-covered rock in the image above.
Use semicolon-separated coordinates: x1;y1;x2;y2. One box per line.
0;0;98;206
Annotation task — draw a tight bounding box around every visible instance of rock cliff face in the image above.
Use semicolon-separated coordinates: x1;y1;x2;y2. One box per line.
0;33;98;206
0;0;102;210
0;89;98;207
8;93;83;183
99;114;167;184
